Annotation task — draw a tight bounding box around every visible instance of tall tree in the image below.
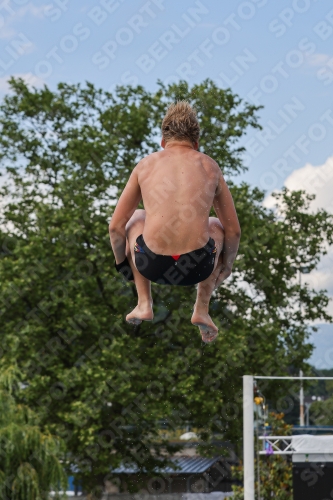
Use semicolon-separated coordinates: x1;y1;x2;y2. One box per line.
0;78;332;494
0;368;67;500
311;397;333;425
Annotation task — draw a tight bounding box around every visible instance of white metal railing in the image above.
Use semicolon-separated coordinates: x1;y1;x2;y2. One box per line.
244;375;333;500
258;436;294;455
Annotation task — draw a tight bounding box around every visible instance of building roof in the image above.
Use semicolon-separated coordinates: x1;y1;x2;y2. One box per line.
112;456;221;474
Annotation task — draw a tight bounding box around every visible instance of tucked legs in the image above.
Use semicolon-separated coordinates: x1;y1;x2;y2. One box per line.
124;209;153;324
191;217;225;343
124;212;225;342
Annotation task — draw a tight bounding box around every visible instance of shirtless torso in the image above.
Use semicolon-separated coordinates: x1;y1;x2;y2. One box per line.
109;139;241;342
138;145;218;254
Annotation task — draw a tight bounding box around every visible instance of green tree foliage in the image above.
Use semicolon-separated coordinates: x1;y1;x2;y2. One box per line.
311;397;333;425
303;365;333;426
0;368;67;500
232;413;293;500
306;368;333;398
0;78;332;493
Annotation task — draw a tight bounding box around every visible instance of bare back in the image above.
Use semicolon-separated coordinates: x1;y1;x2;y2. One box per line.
137;146;219;254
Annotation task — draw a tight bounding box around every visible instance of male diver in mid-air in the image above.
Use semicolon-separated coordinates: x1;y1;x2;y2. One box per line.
109;101;241;343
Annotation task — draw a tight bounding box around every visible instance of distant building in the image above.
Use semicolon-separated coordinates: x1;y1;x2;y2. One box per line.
106;441;239;495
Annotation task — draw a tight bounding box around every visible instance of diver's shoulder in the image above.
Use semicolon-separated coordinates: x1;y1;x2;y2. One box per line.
136;151;161;171
196;151;220;173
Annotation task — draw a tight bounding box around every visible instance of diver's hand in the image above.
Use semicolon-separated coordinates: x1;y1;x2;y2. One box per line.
214;265;232;289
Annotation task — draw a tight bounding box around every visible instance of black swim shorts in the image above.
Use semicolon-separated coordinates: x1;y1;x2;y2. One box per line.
134;234;217;286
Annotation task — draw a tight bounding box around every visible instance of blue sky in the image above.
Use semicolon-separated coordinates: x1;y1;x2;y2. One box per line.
1;0;333;367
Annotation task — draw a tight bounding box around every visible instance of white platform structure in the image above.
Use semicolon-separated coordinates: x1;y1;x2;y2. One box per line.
243;374;333;500
259;435;333;463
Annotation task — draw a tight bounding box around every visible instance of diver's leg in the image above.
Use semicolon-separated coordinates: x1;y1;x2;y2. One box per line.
125;209;153;324
191;217;225;342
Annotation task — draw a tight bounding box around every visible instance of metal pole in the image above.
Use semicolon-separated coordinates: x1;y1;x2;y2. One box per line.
243;375;254;500
300;370;304;426
305;402;311;426
254;376;333;380
256;404;260;500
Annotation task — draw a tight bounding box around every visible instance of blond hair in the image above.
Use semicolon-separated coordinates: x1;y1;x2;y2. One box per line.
161;101;200;145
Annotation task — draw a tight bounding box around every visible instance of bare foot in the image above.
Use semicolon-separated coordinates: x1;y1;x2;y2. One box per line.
126;301;154;325
191;310;218;343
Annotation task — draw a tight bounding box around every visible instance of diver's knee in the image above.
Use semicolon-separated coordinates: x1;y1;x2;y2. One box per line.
209;217;224;234
125;209;146;235
134;209;146;217
129;209;146;224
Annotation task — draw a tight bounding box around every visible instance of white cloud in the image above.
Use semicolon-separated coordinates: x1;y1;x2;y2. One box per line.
264;156;333;212
0;4;45;39
264;156;333;318
0;73;45;93
306;53;331;67
4;4;45;20
16;5;45;19
0;25;17;40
